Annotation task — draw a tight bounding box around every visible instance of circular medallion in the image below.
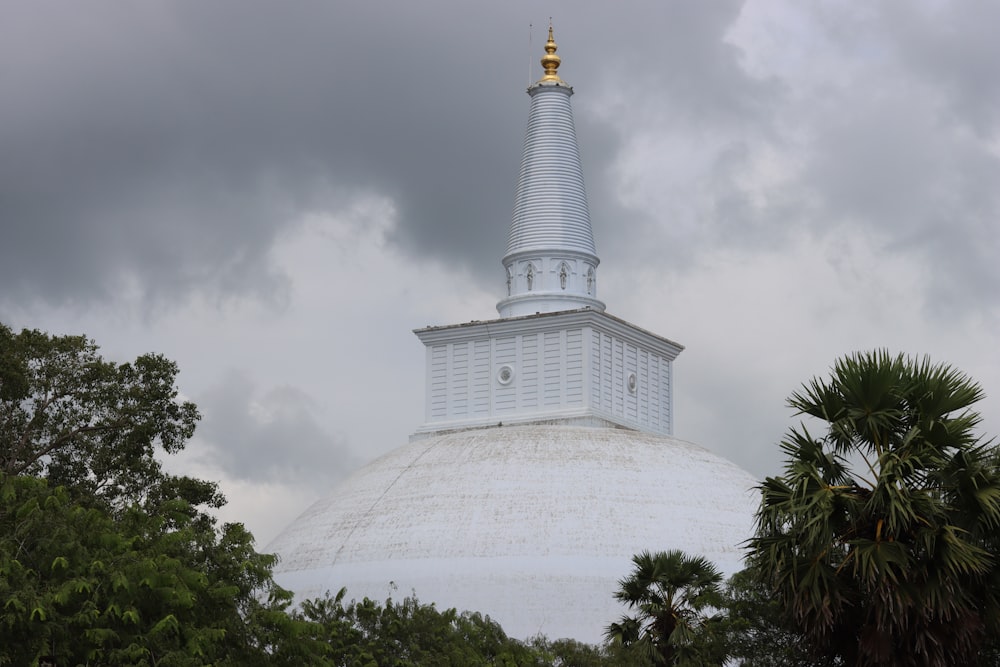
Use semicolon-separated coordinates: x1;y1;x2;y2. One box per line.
497;365;515;385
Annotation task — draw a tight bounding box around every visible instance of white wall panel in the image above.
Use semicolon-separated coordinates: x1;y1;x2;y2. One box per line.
417;310;678;436
472;340;491;417
566;329;583;405
520;333;539;410
429;345;448;419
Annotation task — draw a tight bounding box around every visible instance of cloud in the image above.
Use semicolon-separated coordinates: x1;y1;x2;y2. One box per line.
192;371;358;485
608;223;997;480
3;0;999;548
0;1;770;310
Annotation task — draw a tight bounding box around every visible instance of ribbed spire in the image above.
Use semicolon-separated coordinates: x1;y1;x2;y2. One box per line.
497;26;604;318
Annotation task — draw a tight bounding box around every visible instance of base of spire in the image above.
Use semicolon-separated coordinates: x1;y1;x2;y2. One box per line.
496;293;605;318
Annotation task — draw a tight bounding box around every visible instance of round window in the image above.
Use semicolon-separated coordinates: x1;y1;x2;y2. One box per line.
497;365;515;385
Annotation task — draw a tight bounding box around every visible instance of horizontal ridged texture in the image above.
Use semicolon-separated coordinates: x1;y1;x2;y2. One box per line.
505;84;597;259
268;425;757;643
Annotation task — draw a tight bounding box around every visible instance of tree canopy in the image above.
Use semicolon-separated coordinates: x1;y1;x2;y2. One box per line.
0;324;319;665
748;350;1000;666
0;471;317;665
717;568;821;667
606;550;726;666
0;323;200;511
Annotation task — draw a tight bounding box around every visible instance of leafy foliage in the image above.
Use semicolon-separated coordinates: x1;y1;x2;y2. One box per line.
294;587;652;666
297;588;536;665
0;324;200;510
605;550;726;666
0;323;327;665
0;472;317;666
718;568;829;667
748;351;1000;666
529;636;645;667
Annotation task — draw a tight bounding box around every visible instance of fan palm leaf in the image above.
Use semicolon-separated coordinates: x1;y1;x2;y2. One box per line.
748;351;1000;666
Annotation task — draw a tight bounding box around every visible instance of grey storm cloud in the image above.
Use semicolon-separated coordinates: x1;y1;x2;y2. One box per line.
3;0;1000;546
195;371;358;487
783;3;1000;317
4;1;998;322
887;2;1000;135
1;1;772;308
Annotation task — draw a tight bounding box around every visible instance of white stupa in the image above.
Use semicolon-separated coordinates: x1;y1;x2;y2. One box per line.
268;28;758;643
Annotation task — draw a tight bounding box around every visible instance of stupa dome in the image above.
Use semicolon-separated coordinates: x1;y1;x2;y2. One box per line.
268;424;757;642
268;27;760;645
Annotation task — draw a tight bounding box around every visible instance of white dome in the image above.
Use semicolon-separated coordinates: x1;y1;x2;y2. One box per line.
267;424;759;643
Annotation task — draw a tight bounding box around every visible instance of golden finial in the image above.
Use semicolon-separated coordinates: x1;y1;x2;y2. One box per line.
538;22;562;83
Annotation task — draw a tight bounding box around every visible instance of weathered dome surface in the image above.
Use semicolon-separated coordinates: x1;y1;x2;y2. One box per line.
267;424;758;643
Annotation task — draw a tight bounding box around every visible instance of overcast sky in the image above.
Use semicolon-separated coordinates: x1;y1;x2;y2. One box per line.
3;0;999;547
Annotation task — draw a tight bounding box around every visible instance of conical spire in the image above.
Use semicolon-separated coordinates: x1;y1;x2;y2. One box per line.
497;26;604;318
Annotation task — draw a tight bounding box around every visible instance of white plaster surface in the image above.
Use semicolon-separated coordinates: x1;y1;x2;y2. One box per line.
498;81;604;318
267;424;759;644
414;309;682;437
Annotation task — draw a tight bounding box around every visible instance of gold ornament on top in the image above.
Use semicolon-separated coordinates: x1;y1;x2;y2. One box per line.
538;25;562;83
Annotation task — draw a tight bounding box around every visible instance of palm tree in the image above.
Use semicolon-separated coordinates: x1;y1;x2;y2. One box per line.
749;350;1000;666
605;550;724;666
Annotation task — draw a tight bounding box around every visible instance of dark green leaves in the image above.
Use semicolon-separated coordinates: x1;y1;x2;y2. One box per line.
0;472;309;666
606;550;725;666
749;351;1000;666
0;322;200;509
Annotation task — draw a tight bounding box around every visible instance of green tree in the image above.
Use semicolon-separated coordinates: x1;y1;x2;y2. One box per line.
297;588;546;666
0;324;199;511
605;550;726;666
718;568;826;667
748;351;1000;666
528;636;647;666
0;323;324;665
0;472;326;665
296;587;651;666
